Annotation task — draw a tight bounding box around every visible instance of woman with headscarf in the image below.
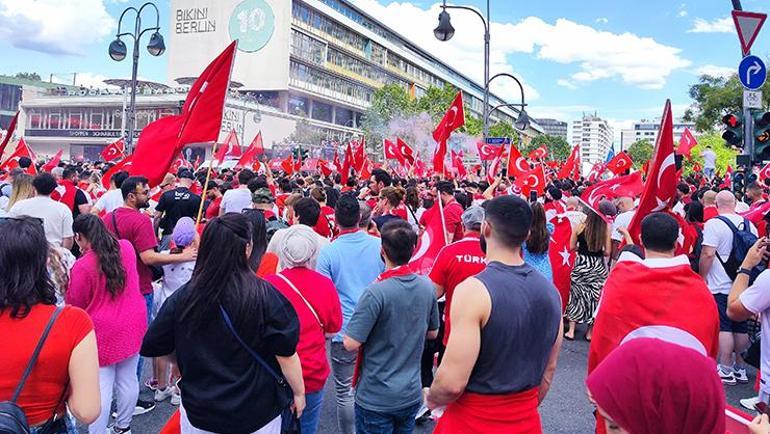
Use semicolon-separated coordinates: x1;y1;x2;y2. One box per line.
264;225;343;434
586;337;725;434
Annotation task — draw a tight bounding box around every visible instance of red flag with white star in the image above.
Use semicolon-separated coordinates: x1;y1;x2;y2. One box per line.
548;214;574;313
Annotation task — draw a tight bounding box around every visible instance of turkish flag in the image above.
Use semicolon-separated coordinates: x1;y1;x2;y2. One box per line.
0;138;36;174
215;130;242;164
506;144;530;177
693;162;702;173
720;165;734;189
333;150;341;171
548;214;575;313
486;143;507;184
477;141;500;161
41;148;64;173
433;92;465;172
580;172;644;209
340;143;354;185
352;139;366;172
588;252;719;434
360;158;372;180
281;154;295;175
237;131;263;169
605;152;633;175
396;137;415;166
514;163;546;196
409;202;448;274
101;138;125;162
0;111;19;159
677;127;697;160
528;146;548;160
318;159;333;177
102;156;133;189
413;159;427;178
130;41;236;187
626;100;678;245
451;150;467;178
170;153;190;174
587;163;605;182
759;162;770;181
384;138;405;165
558;145;580;180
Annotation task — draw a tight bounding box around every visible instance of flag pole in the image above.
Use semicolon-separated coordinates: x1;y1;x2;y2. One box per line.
437;191;449;245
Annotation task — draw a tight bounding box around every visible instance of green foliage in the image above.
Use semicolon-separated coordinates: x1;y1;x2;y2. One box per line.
681;131;737;175
627;139;653;169
526;134;571;161
487;121;519;142
14;72;41;81
685;73;770;132
290;117;324;146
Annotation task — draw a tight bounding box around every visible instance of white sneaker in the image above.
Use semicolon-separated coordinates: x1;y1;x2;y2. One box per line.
718;366;737;386
414;403;430;421
154;386;174;402
170;388;181;406
734;366;750;384
111;427;131;434
741;396;761;411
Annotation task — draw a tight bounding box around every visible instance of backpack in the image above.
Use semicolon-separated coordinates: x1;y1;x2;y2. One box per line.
265;218;289;243
0;307;62;434
715;216;766;283
689;225;703;273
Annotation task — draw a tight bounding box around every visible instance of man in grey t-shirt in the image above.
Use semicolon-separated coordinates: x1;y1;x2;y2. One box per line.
344;220;439;433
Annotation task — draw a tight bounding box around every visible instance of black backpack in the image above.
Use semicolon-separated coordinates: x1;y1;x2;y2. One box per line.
0;306;62;434
715;216;766;283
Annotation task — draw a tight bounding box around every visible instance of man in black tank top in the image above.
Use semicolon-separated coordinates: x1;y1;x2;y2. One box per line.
426;195;563;434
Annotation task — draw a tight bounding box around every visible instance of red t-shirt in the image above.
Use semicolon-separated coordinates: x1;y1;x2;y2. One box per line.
205;196;223;220
704;206;718;221
264;268;343;393
0;305;93;425
443;200;465;242
428;234;486;345
313;213;332;239
103;207;159;295
276;193;291;218
321;205;336;234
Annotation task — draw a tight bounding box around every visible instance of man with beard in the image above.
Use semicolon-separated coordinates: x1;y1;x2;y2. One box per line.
103;176;197;415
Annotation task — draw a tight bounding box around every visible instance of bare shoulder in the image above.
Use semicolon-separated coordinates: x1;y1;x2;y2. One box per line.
453;277;492;325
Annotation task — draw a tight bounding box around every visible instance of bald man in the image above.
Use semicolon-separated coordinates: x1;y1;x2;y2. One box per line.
611;196;636;260
699;190;758;387
703;190;718;221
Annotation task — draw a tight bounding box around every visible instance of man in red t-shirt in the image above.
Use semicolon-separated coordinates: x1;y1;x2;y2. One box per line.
437;181;464;242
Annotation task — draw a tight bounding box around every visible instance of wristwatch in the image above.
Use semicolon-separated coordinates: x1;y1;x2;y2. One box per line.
737;267;753;277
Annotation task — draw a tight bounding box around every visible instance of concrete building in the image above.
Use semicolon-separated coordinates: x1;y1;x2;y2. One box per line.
534;118;568;141
0;75;79;130
620;118;698;151
572;113;614;166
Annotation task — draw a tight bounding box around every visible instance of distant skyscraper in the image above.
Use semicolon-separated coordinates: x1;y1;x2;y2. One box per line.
534;118;568;141
572;113;614;165
620;118;698;151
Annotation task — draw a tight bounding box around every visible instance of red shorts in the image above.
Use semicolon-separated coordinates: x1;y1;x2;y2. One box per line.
434;388;541;434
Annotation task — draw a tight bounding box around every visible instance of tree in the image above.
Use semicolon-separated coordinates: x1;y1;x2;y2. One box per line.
290;117;324;147
526;134;571;161
681;131;737;175
685;73;770;132
14;72;41;81
627;139;653;169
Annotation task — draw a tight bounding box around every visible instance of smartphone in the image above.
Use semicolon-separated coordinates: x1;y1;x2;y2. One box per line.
755;401;770;415
501;168;508;178
529;191;538;203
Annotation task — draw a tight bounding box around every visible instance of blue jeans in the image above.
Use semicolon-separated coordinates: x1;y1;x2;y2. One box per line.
137;292;154;381
300;390;324;434
704;167;715;179
355;402;421;434
30;415;77;434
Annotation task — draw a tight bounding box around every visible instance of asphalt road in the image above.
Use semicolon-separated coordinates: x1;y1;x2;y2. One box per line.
81;324;759;433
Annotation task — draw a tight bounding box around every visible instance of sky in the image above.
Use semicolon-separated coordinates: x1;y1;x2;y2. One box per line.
0;0;769;142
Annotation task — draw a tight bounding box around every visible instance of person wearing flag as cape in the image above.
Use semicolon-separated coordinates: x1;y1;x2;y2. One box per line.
427;195;561;433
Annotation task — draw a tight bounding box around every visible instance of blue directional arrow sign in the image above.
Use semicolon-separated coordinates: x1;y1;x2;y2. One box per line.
739;55;767;90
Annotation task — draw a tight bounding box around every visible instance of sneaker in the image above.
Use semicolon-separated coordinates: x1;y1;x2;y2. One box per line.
718;366;737;386
414;403;430;421
154;386;174;402
111;427;131;434
143;378;159;391
741;396;761;411
133;399;156;416
734;366;750;384
170;389;181;406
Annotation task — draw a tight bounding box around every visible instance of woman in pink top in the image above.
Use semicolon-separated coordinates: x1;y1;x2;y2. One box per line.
67;214;147;434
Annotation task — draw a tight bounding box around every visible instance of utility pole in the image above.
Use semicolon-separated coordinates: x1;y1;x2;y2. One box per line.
732;0;754;162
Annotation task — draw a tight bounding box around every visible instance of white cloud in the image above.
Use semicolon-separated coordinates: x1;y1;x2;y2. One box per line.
557;79;578;90
351;1;691;96
678;3;688;17
695;64;734;79
678;10;688;17
0;0;115;56
596;17;609;24
688;17;733;33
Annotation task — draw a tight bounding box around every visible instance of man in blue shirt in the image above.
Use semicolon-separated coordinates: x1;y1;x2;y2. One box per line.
316;194;384;434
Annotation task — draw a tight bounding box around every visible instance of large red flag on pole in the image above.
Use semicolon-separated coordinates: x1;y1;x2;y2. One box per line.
215;130;242;164
605;152;634;175
340;143;354;185
506;143;530;178
102;156;133;189
101;138;125;162
677;127;697;160
0;138;36;174
558;145;580;180
129;41;236;187
396;137;415;166
432;92;465;172
0;111;19;159
41;149;64;173
236;131;263;169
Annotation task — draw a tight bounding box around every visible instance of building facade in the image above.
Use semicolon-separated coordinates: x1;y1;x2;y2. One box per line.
572;113;614;166
620;118;697;151
534;118;568;141
0;75;79;131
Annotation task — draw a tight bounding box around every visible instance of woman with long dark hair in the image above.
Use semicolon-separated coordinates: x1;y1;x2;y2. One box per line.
141;213;305;434
0;216;100;434
67;214;147;434
523;202;553;281
565;205;612;341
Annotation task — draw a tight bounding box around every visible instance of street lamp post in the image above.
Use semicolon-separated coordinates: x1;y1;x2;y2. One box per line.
434;0;490;138
487;72;530;131
108;2;165;154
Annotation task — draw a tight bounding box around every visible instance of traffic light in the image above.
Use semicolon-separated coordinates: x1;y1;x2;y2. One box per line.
722;113;744;147
292;146;309;161
753;111;770;161
733;167;746;192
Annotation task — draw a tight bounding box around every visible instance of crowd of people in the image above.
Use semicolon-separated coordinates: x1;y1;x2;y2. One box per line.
4;152;770;434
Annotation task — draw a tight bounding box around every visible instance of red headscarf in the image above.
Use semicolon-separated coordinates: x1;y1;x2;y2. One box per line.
586;338;725;434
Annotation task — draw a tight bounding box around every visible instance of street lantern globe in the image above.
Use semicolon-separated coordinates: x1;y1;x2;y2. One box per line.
108;38;127;61
147;32;166;56
434;10;455;41
515;109;530;131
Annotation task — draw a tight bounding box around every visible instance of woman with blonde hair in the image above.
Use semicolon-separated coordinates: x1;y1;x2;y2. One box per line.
7;173;35;210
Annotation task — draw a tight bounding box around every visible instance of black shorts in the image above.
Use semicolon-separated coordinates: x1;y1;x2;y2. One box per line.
714;293;748;333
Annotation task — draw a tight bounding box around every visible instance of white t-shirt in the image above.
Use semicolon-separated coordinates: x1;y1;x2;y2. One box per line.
672;201;685;218
702;149;717;169
611;210;635;242
155;252;196;315
9;196;74;246
702;213;758;294
221;187;252;215
739;269;770;394
94;189;124;214
736;201;750;213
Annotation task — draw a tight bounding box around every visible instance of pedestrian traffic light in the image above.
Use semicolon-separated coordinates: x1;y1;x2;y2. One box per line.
753;111;770;161
722;113;744;147
733;167;746;192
